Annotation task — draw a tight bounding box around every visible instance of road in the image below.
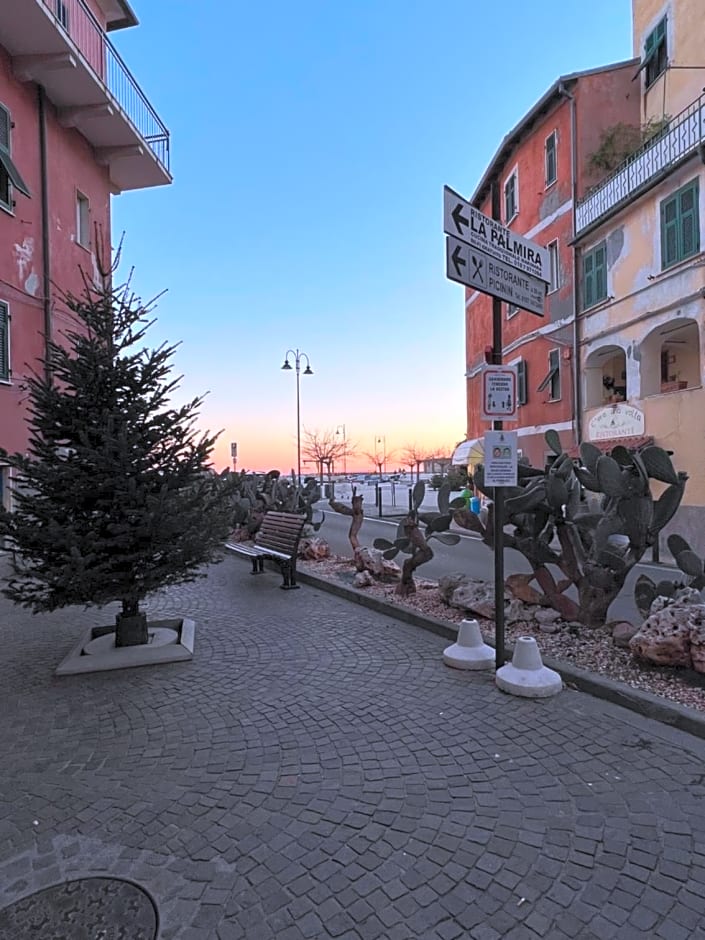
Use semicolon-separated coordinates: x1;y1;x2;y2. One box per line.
316;484;673;625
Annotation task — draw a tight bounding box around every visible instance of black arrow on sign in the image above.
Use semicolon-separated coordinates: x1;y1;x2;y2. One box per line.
451;245;466;278
451;203;469;234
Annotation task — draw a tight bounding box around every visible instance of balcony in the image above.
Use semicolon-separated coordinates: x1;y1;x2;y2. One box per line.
0;0;170;191
576;93;705;234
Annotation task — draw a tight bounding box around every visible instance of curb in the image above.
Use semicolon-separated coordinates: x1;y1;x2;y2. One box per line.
297;568;705;742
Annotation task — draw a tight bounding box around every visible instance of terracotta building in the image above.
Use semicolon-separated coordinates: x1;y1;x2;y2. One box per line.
574;0;705;549
453;60;639;470
0;0;170;512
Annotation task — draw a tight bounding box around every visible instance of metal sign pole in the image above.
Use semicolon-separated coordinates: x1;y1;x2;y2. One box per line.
491;180;505;670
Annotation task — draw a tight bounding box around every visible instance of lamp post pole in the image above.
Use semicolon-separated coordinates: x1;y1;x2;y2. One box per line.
377;435;386;475
336;424;347;475
281;348;313;480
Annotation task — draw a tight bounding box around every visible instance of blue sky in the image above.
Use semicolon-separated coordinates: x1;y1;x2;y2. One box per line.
112;0;633;473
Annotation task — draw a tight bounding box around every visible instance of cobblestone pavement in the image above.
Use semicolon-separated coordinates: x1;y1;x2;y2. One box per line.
2;555;705;939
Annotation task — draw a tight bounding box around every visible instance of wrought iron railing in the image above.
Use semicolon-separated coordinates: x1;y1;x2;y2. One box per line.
42;0;170;171
576;93;705;233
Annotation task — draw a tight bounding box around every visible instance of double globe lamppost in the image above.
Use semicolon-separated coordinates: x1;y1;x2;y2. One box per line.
281;349;313;480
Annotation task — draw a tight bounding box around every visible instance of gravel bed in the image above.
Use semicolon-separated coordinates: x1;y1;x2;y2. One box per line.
300;555;705;714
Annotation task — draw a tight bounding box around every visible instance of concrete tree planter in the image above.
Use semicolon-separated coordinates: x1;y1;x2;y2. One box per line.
56;618;195;676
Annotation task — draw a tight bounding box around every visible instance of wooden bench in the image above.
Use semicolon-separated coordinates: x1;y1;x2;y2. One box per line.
225;511;306;589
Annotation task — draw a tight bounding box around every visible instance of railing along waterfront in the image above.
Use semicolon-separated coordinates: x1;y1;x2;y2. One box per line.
576;93;704;233
43;0;170;171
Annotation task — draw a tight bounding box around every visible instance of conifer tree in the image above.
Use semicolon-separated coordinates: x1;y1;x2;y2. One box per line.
0;251;232;647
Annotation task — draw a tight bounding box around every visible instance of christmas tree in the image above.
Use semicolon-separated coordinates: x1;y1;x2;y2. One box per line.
0;251;232;647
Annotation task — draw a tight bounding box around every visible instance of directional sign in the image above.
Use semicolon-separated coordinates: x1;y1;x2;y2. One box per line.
446;236;546;316
481;366;517;422
443;185;550;283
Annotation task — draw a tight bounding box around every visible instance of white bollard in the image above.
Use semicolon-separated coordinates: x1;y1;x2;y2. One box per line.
443;619;494;670
495;635;562;697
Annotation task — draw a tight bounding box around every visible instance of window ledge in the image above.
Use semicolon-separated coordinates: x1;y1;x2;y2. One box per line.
655;251;705;279
580;295;612;316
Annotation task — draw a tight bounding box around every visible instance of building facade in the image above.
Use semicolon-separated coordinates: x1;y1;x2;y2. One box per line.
574;0;705;549
454;61;639;471
0;0;170;512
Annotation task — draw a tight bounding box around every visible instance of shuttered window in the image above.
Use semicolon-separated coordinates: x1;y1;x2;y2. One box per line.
582;242;607;310
517;359;528;405
0;102;30;207
545;132;557;186
661;179;700;269
0;302;9;381
644;17;667;88
504;172;517;222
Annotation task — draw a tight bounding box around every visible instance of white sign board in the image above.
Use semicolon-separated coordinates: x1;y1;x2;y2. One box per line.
481;366;518;421
588;404;645;441
446;237;546;317
443;185;550;283
483;431;518;487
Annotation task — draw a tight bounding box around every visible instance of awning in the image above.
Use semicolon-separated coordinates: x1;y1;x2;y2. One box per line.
567;435;653;459
452;438;485;466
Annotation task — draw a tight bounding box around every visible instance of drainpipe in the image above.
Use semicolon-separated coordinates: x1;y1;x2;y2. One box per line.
558;80;581;446
38;85;51;382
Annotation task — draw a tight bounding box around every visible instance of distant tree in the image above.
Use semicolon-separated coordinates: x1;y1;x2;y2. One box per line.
302;429;350;481
400;443;428;482
0;249;232;647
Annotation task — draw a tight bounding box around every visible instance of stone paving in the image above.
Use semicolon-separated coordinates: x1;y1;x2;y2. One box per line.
2;554;705;939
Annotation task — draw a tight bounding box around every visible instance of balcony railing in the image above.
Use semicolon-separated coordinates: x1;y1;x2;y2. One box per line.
42;0;170;171
576;93;705;234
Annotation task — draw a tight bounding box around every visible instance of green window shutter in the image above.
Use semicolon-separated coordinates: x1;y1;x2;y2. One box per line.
594;244;607;301
661;181;699;269
517;359;527;405
0;106;8;153
583;251;595;309
0;303;8;381
661;195;678;267
546;133;556;184
680;181;699;259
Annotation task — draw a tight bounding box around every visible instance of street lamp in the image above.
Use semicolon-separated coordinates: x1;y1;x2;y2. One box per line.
335;424;347;475
281;348;313;480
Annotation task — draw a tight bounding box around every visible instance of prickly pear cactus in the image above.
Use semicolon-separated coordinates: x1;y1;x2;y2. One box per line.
452;431;688;627
226;469;324;537
372;481;460;597
634;533;705;616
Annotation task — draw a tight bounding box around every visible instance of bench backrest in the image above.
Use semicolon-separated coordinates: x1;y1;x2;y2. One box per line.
254;511;306;555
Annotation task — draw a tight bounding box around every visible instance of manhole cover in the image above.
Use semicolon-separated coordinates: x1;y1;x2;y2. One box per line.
0;877;158;939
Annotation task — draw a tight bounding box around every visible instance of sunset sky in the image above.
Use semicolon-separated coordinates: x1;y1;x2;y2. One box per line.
111;0;633;474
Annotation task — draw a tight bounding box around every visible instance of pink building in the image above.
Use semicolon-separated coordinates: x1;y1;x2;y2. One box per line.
0;0;170;510
453;62;639;470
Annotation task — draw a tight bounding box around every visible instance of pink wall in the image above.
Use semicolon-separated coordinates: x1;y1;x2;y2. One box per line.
0;43;111;455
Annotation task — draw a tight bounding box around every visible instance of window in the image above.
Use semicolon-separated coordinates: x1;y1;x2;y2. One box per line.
507;303;519;319
644;17;667;88
76;191;90;248
537;348;561;401
504;171;518;222
0;103;30;211
517;359;528;405
582;241;607;310
545;131;557;187
0;301;9;382
56;0;69;30
661;179;699;269
548;240;560;293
